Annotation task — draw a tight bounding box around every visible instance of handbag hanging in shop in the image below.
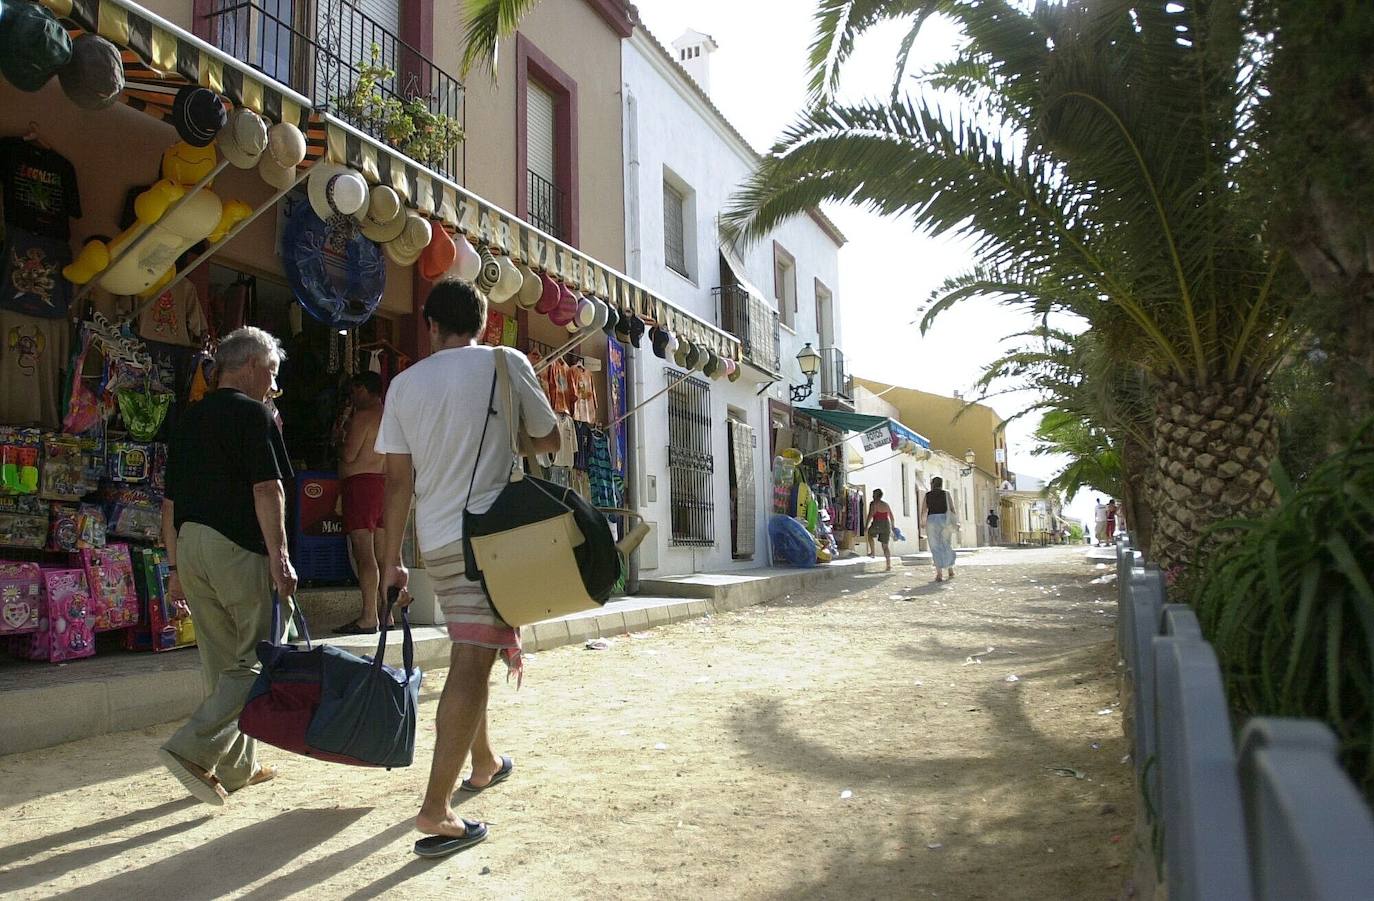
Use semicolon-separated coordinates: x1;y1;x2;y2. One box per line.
238;592;421;768
461;348;620;627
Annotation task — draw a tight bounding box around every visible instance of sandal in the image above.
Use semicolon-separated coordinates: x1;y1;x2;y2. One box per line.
158;748;228;806
414;820;488;858
459;756;513;793
331;620;377;636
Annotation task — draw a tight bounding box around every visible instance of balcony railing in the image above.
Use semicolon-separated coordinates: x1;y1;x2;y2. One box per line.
204;0;464;178
820;346;852;400
527;170;567;241
714;285;781;376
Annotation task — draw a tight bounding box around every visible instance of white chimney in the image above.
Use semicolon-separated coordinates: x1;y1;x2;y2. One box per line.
671;29;719;95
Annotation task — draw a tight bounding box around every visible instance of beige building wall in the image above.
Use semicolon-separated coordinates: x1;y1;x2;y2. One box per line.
854;378;1009;484
447;0;628;271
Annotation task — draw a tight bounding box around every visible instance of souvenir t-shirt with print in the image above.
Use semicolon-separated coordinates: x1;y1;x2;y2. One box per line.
137;281;207;348
0;138;81;241
0;308;71;429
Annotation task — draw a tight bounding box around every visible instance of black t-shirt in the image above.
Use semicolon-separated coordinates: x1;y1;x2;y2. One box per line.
987;512;1000;527
925;489;949;515
0;138;81;241
166;388;294;554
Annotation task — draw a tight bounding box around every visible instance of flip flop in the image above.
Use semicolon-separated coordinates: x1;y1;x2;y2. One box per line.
414;820;488;858
158;748;228;806
331;620;377;636
459;756;513;793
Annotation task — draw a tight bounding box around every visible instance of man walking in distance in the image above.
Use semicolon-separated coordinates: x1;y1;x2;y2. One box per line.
1093;497;1109;546
377;279;560;858
986;508;1001;545
333;371;389;634
158;327;297;805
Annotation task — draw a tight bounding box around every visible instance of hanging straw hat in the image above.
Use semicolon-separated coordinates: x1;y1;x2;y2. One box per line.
516;263;542;308
217;108;268;169
453;235;481;281
308;161;369;221
359;185;405;243
419;226;457;281
258;122;306;189
385;212;432;267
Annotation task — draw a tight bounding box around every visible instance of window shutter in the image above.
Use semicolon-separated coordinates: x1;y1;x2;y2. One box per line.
527;82;556;184
664;182;686;275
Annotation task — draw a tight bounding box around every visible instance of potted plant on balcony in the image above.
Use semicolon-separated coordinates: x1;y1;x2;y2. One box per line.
335;44;464;172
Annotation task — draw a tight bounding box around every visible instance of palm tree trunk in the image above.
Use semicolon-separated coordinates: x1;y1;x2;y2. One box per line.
1118;432;1155;554
1150;381;1280;576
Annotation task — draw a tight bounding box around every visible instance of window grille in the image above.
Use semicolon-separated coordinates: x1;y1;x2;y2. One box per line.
667;369;714;546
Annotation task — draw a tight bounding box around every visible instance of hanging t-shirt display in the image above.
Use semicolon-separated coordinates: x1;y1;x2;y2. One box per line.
0;308;71;428
0;227;71;318
0;137;81;241
136;281;207;348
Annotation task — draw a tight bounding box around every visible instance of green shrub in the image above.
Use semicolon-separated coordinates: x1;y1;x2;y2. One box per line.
1193;422;1374;795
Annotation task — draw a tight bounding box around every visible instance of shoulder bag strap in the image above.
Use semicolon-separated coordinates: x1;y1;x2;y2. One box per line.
462;360;501;514
493;347;523;482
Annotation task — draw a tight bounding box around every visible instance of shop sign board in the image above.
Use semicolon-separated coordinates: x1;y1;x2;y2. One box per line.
862;424;892;451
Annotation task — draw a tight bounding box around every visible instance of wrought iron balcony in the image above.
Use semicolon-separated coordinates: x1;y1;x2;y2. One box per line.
204;0;464;178
820;346;852;400
527;170;568;241
714;285;781;376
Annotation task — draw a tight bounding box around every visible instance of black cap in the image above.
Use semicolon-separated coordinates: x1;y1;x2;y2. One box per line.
172;85;226;147
627;314;646;348
650;327;669;360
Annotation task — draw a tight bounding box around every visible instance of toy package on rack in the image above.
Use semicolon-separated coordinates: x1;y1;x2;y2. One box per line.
39;434;92;501
0;429;42;496
126;547;194;652
101;483;162;541
10;569;96;663
0;495;48;549
0;561;43;635
75;503;107;549
108;442;151;483
78;543;138;631
48;503;80;552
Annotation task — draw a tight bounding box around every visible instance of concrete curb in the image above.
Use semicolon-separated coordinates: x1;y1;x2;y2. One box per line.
0;558;887;756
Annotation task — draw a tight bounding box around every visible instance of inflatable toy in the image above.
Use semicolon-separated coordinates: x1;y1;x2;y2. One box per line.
63;142;251;297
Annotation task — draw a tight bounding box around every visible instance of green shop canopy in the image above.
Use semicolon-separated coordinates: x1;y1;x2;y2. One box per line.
797;408;931;450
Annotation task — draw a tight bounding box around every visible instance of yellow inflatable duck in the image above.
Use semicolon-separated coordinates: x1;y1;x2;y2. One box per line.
63;141;252;298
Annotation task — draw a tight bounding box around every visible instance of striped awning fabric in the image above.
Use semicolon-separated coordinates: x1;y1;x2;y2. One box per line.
32;0;742;361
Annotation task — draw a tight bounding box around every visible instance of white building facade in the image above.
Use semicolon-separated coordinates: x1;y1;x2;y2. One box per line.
622;26;848;576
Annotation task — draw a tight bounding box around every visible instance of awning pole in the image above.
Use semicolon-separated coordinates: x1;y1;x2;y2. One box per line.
73;158;232;307
119;168;310;327
531;326;604;375
847;450;909;474
607;372;693;430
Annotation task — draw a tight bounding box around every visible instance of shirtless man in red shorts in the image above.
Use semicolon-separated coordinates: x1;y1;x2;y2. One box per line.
333;371;388;634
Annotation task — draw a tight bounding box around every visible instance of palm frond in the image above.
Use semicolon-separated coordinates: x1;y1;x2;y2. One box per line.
459;0;542;81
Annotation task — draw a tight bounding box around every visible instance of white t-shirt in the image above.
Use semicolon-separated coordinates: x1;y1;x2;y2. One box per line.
1094;503;1109;524
375;345;558;554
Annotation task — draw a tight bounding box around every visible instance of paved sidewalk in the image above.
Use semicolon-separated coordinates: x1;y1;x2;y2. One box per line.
0;556;885;755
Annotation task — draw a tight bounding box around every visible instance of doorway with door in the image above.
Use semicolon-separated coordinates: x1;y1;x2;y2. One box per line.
727;412;756;560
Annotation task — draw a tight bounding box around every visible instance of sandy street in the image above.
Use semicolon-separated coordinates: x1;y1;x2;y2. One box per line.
0;546;1131;900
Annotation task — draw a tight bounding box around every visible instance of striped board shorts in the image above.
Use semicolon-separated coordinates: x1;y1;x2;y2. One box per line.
424;538;521;652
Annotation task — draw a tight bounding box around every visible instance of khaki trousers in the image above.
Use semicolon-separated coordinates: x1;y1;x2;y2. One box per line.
162;522;291;791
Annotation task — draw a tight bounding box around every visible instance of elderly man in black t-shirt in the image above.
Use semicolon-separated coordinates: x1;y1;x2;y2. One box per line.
157;326;297;805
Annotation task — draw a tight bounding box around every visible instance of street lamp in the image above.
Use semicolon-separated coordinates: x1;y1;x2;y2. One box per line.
789;342;822;403
959;448;976;476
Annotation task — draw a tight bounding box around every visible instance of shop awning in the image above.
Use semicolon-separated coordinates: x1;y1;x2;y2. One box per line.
36;0;742;362
718;236;769;303
799;408;932;450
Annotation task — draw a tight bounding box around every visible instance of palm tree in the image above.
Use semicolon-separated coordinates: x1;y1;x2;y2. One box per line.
723;0;1308;573
968;325;1153;548
457;0;543;80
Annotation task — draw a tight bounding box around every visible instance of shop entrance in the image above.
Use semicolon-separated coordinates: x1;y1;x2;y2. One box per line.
726;412;755;560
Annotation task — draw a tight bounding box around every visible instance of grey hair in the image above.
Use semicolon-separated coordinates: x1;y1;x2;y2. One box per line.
216;326;286;373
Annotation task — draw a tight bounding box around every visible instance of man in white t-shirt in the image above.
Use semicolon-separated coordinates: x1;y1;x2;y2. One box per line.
376;279;560;859
1093;498;1109;546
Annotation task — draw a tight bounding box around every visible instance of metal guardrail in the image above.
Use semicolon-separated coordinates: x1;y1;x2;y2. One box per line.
713;285;781;376
1114;536;1374;900
527;169;567;241
204;0;464;178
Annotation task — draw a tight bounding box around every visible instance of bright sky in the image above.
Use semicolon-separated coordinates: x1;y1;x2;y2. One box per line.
633;0;1100;529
